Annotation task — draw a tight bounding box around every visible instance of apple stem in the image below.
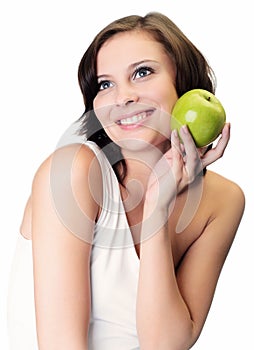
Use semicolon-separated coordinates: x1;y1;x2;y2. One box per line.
207;96;211;101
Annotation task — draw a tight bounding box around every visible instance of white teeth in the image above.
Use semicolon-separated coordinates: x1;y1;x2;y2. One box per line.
118;112;146;125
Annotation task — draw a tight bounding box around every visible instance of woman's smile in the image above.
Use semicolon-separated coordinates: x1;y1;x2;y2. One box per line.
115;109;155;129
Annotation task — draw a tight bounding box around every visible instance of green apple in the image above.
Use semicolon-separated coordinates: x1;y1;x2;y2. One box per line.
170;89;226;147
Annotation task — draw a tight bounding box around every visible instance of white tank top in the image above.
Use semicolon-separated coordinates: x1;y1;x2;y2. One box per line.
85;141;140;349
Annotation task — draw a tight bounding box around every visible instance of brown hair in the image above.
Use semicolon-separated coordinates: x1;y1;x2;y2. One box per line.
77;12;216;183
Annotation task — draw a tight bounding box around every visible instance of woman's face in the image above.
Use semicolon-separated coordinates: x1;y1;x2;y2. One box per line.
93;30;178;152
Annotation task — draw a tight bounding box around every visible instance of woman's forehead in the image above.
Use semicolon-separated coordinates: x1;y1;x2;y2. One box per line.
96;31;167;70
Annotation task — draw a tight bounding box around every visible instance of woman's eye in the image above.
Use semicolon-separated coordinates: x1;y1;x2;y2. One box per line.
98;80;113;91
134;66;154;79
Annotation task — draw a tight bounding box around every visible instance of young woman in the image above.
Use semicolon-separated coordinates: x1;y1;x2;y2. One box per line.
19;12;245;350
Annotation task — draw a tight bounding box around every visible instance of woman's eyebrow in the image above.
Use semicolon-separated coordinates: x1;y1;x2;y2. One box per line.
97;74;110;81
129;59;158;70
97;59;158;80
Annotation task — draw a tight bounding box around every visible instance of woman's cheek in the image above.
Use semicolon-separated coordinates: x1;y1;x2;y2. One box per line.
93;100;114;128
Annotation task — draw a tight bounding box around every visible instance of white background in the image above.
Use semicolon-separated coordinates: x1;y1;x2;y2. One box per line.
1;0;253;349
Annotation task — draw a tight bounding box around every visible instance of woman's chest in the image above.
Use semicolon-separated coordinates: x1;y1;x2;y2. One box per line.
124;185;211;267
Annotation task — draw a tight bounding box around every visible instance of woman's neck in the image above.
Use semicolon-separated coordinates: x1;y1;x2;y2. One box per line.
121;139;171;192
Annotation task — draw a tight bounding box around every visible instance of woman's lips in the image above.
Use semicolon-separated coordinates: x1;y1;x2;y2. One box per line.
115;109;154;128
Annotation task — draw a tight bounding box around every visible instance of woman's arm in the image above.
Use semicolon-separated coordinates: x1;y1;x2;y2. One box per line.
136;125;245;349
175;181;245;345
20;195;32;240
137;183;245;350
31;144;101;350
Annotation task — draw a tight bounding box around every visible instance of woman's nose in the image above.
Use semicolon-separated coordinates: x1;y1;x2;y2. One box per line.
115;85;139;106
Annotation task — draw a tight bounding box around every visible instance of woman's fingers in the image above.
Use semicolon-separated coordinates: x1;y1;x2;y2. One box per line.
169;122;230;194
179;125;202;180
170;126;201;189
201;123;230;168
170;129;184;178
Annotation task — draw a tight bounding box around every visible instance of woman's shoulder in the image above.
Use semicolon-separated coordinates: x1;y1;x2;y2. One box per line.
205;170;245;211
33;142;103;207
34;142;99;179
20;143;102;240
192;170;246;246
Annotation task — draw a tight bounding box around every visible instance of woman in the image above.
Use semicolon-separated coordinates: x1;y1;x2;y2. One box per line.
19;12;245;349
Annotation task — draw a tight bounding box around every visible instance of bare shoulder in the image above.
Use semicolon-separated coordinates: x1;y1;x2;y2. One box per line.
205;170;245;205
204;170;245;226
31;143;102;199
20;143;102;240
33;143;99;182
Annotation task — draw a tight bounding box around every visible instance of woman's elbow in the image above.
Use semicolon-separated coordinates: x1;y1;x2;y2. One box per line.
138;321;199;350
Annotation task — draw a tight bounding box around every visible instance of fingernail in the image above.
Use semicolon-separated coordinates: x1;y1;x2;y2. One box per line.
172;129;178;138
181;125;188;134
223;122;230;134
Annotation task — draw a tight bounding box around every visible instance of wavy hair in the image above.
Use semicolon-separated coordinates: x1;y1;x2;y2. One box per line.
77;12;216;183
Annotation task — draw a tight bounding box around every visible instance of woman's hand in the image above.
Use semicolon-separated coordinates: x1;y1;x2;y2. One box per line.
171;122;230;191
198;122;230;168
144;122;230;212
